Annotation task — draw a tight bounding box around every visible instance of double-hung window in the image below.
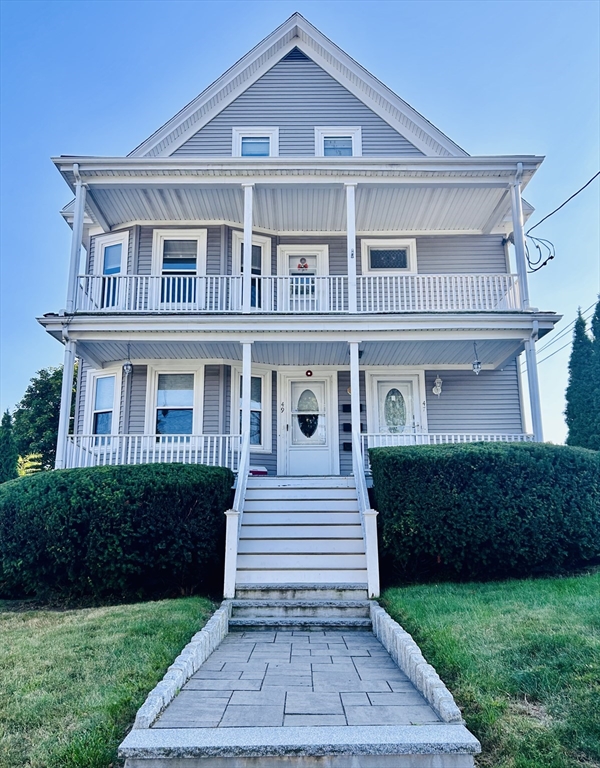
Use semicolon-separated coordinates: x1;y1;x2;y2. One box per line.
231;367;272;452
156;374;194;435
152;230;207;307
93;231;129;308
232;127;279;157
315;127;362;157
92;375;116;435
240;376;263;446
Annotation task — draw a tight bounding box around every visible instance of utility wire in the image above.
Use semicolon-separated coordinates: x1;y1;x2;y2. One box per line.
526;171;600;235
534;302;596;353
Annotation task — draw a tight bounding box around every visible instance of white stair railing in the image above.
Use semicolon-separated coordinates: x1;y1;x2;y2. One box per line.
223;436;251;599
351;430;380;599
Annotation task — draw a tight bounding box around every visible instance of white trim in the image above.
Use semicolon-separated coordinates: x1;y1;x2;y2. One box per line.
315;127;362;157
277;243;329;276
84;366;123;435
365;369;428;434
277;368;340;476
151;229;207;276
231;230;272;276
128;14;467;158
230;364;273;453
92;231;129;276
360;238;417;275
232;127;280;158
144;362;205;435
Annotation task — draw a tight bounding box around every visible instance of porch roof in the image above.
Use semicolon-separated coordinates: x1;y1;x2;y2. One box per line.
54;156;542;235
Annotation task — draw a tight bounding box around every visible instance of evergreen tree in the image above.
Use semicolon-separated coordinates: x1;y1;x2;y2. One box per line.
588;297;600;450
13;365;76;470
565;308;595;448
0;410;19;483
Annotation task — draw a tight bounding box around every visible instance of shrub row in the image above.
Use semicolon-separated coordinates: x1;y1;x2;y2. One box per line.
0;463;234;599
370;442;600;581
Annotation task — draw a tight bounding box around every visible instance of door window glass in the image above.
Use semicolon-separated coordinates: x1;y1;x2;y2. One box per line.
377;381;413;434
291;382;326;445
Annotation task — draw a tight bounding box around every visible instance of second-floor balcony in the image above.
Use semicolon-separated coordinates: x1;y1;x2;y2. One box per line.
75;272;521;314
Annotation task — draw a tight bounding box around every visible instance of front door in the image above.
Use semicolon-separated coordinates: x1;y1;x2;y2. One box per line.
280;374;338;475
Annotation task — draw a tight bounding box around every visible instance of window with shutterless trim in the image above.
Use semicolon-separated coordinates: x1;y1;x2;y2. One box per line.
232;127;279;157
314;127;362;157
231;367;272;452
360;238;417;274
93;231;129;276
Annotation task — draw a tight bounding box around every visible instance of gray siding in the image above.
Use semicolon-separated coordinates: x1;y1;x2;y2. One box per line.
337;370;367;476
173;51;423;158
412;235;508;274
125;365;148;434
203;365;222;432
137;226;223;274
75;359;88;434
425;361;523;433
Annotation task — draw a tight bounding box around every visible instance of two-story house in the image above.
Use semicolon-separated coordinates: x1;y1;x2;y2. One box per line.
40;14;559;598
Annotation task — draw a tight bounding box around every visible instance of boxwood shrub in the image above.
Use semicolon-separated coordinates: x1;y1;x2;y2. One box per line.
0;463;234;599
370;442;600;582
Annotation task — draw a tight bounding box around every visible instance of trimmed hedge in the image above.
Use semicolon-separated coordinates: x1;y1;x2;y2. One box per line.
370;442;600;581
0;463;234;599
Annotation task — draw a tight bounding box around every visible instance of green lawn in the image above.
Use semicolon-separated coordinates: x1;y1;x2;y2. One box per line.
0;597;214;768
382;571;600;768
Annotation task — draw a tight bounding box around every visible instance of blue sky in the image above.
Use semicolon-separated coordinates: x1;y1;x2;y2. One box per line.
1;0;598;443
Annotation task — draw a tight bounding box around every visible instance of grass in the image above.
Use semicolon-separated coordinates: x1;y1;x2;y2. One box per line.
382;571;600;768
0;596;214;768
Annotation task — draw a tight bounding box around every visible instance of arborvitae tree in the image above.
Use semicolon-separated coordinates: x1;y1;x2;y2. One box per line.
0;410;19;483
565;308;595;449
588;298;600;450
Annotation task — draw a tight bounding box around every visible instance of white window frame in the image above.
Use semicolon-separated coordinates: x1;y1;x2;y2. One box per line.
84;367;123;435
231;230;272;276
93;231;129;276
315;126;362;158
276;244;329;276
144;364;205;435
232;127;280;158
230;366;272;453
360;238;417;275
365;369;428;434
151;229;207;276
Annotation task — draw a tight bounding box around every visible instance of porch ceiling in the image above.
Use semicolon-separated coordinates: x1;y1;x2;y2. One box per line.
56;156;542;235
75;338;524;370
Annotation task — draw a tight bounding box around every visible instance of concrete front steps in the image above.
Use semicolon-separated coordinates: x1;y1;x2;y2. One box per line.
236;476;368;587
229;585;372;631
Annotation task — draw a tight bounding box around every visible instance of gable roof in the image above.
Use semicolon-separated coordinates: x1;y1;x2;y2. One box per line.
129;13;468;159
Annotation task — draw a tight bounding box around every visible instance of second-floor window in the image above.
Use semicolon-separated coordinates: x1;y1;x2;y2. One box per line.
360;239;417;274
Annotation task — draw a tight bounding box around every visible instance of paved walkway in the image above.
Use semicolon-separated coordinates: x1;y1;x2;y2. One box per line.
153;630;441;729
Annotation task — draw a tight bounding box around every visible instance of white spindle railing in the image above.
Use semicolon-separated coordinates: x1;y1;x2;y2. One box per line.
361;432;535;470
76;275;243;313
223;435;251;599
357;273;520;313
64;434;240;470
351;430;380;598
75;273;520;314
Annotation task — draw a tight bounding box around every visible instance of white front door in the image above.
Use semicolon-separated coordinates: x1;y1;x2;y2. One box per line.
279;374;338;475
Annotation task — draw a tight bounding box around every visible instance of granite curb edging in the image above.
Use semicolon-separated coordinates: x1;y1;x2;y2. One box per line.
370;603;463;723
133;601;232;729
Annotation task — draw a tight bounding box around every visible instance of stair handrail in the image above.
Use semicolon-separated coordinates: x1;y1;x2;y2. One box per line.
223;435;251;599
352;430;380;599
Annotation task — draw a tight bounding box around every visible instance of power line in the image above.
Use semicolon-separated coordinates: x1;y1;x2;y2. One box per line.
526;171;600;235
535;303;596;353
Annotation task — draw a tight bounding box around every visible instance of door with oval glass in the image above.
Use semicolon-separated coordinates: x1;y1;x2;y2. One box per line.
375;378;420;442
282;377;337;475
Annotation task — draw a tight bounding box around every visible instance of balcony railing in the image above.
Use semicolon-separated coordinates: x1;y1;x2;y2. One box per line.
65;434;240;471
75;273;520;314
361;431;534;470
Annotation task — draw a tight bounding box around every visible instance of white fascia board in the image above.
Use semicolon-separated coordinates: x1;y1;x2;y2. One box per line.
127;12;468;159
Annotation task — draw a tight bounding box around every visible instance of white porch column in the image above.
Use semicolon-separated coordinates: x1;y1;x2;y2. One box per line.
242;183;254;314
349;341;361;437
510;163;530;310
346;183;357;313
241;341;253;441
66;165;87;314
55;337;76;469
525;323;543;442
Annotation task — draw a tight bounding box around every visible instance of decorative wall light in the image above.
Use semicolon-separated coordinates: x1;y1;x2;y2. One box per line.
122;343;133;377
432;375;443;397
472;342;482;375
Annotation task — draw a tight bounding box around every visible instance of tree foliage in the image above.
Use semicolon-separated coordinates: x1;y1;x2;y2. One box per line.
565;299;600;450
12;365;76;470
0;411;18;483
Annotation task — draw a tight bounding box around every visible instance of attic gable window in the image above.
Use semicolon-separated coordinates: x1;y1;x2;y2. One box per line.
232;127;279;157
315;127;362;158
